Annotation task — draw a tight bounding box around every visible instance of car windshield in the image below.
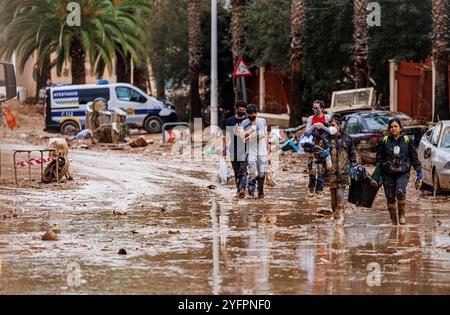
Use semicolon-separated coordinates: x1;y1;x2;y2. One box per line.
363;113;411;131
440;128;450;148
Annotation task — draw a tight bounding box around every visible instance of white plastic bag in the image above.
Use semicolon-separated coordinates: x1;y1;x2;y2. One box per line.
218;157;229;184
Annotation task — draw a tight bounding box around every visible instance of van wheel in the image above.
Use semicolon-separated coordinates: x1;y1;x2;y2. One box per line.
60;121;80;136
144;116;163;133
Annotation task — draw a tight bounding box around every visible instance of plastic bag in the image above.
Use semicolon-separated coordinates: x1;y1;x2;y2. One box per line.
218;157;229;184
2;106;17;129
265;159;277;187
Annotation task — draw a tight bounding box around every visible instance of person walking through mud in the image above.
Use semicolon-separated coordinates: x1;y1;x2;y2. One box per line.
239;104;269;199
225;100;248;198
305;100;330;198
376;118;423;225
320;114;356;225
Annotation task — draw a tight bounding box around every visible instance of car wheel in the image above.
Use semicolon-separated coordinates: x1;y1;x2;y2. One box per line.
433;170;442;197
144;116;163;133
60;121;80;136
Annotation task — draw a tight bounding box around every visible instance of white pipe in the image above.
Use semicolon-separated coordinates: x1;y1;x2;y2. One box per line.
210;0;219;130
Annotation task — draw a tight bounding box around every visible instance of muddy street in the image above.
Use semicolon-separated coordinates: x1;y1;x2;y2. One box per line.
1;143;450;294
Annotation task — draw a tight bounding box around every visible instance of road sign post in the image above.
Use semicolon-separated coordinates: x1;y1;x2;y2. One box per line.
233;58;252;104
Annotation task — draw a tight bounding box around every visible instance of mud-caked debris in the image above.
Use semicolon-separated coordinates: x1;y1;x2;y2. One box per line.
397;258;414;265
129;137;149;148
2;211;18;219
207;185;217;190
50;225;61;234
42;230;58;241
118;248;127;255
113;210;127;216
168;230;181;235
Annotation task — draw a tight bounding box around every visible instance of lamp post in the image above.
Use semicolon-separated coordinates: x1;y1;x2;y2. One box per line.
210;0;219;131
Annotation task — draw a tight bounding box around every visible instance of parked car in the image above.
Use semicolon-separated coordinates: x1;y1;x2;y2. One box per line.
44;81;177;135
417;121;450;196
341;110;427;164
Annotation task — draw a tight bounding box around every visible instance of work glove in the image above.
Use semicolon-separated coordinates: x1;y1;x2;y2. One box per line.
416;171;424;181
319;149;330;158
349;166;355;178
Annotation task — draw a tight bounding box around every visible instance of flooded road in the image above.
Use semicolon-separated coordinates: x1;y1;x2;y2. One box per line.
1;145;450;294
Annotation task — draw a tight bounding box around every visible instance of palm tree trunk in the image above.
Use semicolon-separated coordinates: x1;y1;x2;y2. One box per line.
156;78;165;99
35;54;51;102
231;0;246;102
69;37;86;84
116;49;132;83
290;0;306;127
353;0;369;89
133;61;149;93
432;0;450;121
188;0;202;124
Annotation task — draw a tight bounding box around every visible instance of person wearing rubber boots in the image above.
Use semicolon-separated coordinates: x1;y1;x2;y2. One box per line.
305;100;330;198
320;114;356;225
376;118;423;225
225;100;248;198
240;104;269;199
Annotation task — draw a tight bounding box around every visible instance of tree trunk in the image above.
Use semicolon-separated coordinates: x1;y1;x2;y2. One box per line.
353;0;369;89
290;0;306;127
35;54;51;102
133;62;149;93
116;50;132;83
156;78;165;99
188;0;202;124
231;0;246;102
432;0;450;121
69;37;86;84
290;60;303;127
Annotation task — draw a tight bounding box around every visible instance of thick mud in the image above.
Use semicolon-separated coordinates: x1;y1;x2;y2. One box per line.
1;141;450;294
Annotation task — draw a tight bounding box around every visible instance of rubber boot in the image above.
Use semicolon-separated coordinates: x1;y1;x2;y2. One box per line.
370;163;382;188
334;206;345;226
257;176;265;199
398;199;406;225
308;187;315;198
388;203;398;225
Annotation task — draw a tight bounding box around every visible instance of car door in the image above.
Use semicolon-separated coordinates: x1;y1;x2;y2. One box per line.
115;86;147;126
418;127;434;184
423;123;442;184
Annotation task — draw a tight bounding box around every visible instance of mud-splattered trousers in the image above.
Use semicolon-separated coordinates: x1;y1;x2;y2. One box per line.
382;172;410;204
247;155;267;196
231;160;248;192
308;155;324;193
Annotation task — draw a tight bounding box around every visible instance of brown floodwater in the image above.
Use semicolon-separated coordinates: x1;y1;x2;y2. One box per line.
1;145;450;294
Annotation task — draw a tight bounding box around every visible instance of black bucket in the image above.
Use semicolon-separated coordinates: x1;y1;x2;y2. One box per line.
348;177;380;208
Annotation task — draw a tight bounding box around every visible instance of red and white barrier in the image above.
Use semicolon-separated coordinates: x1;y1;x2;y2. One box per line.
16;156;56;168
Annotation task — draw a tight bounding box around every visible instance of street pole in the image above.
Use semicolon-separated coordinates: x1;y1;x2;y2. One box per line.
210;0;219;131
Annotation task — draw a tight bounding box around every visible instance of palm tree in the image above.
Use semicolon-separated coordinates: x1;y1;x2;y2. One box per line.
353;0;369;89
290;0;306;127
432;0;450;121
0;0;147;85
188;0;202;124
231;0;246;102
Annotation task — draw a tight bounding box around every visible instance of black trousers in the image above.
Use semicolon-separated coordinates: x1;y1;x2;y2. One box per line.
231;161;248;192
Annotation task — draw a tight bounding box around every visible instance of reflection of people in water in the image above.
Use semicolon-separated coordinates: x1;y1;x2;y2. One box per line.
235;207;276;295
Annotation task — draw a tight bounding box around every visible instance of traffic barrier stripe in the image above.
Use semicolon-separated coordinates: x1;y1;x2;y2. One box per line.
16;156;56;168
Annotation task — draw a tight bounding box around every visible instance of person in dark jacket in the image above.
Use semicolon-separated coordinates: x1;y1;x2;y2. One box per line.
224;100;248;198
376;118;423;225
320;114;357;225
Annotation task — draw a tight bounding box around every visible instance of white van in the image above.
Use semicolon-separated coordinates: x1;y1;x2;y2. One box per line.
44;81;177;134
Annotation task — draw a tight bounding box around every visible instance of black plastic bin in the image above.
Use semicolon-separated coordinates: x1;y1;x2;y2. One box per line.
348;177;380;208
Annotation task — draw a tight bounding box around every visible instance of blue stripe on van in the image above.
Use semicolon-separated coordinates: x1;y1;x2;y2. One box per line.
52;111;86;117
135;109;161;115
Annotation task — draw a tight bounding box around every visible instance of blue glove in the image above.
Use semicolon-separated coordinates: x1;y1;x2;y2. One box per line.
349;166;355;178
416;171;424;180
320;149;330;158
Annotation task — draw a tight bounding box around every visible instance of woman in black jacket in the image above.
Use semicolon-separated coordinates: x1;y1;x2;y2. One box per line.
376;118;423;225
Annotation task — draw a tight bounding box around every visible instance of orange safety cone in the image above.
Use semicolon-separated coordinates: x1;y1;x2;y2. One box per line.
3;105;17;129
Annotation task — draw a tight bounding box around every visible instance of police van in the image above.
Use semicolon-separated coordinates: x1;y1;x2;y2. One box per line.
44;81;177;134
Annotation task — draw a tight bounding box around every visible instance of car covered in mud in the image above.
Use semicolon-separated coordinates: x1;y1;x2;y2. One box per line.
417;121;450;196
341;110;427;165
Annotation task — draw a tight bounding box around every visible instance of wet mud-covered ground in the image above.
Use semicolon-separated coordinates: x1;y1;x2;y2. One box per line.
1;143;450;295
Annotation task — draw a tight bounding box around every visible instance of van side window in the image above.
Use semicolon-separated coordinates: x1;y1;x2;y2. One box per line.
78;88;110;105
116;87;146;103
